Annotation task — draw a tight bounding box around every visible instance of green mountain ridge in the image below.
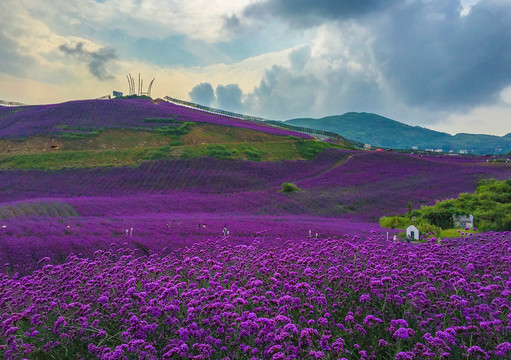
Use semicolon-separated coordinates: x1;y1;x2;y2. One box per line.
286;112;511;155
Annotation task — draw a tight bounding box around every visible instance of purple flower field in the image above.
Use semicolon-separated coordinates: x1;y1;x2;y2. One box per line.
0;214;384;275
2;150;509;220
0;100;312;139
1;149;511;278
2;103;511;359
1;232;511;359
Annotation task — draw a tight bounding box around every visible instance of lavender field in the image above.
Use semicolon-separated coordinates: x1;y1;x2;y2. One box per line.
1;100;511;359
0;99;311;139
2;233;511;359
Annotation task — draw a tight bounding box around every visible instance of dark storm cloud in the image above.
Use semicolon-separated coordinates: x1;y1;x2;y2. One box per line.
373;0;511;110
189;82;215;106
215;84;244;112
242;0;511;114
59;42;117;80
244;0;394;27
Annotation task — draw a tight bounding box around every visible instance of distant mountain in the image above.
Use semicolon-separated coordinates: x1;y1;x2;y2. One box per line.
286;112;511;155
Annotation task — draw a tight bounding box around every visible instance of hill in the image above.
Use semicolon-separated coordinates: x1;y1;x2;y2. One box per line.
2;98;511;360
0;98;355;169
286;112;511;154
2;97;511;273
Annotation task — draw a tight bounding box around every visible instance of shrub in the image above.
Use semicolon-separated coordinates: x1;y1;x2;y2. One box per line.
379;216;409;229
280;182;300;193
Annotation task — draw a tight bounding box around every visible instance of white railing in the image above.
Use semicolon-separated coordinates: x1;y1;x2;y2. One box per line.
0;100;25;107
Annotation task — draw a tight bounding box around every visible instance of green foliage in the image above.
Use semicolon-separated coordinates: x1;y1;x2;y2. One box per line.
380;179;511;232
413;219;442;236
379;216;409;229
206;144;238;160
141;118;179;124
243;145;263;161
60;131;100;139
153;122;195;136
280;182;301;193
143;146;171;160
295;140;338;160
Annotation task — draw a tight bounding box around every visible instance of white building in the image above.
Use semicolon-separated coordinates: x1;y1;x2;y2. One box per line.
406;225;420;240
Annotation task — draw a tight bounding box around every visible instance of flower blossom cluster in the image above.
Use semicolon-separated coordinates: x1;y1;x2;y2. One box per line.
1;232;511;359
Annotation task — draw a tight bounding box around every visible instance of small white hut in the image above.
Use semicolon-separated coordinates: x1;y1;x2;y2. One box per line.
406;225;420;240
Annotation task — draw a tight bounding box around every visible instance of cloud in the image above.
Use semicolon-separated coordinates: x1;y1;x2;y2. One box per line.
222;14;242;33
20;0;253;43
240;0;511;120
239;24;387;120
215;84;244;112
372;0;511;110
189;82;215;106
188;82;247;114
59;42;117;80
244;0;394;27
0;32;36;78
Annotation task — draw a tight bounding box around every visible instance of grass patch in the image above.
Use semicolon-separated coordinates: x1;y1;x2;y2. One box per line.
60;131;100;139
141;118;180;124
295;140;342;160
152;122;195;136
0;135;340;169
206;144;240;160
242;145;263;161
0;201;78;218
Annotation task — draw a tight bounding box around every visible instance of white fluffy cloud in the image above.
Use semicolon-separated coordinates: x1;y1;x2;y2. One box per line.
19;0;252;42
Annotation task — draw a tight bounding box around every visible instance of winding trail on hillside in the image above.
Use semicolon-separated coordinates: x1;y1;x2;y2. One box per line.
291;151;362;184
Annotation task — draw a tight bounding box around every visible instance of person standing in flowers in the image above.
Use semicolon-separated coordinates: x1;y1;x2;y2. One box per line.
406;235;411;243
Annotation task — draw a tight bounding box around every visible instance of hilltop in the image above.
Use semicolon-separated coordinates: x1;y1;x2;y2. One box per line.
286;112;511;155
0;98;354;169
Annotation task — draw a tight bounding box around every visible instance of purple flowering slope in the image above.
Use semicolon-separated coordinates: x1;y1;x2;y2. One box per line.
1;232;510;359
0;100;311;139
2;151;509;219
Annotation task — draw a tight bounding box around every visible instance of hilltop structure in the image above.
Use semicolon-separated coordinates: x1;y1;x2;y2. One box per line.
126;73;155;97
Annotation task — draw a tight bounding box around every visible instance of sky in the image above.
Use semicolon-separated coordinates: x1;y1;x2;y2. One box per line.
1;0;511;136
